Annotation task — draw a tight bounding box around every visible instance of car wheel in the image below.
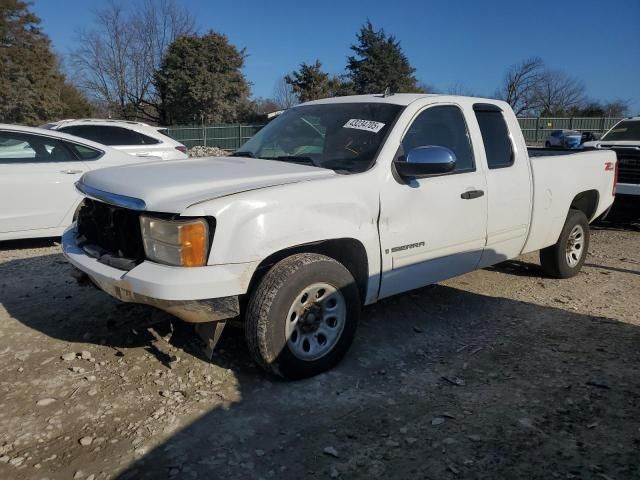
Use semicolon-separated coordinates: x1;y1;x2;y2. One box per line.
540;209;590;278
245;253;360;379
545;141;551;148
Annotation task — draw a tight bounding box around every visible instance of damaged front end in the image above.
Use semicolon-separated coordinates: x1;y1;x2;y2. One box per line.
68;196;243;356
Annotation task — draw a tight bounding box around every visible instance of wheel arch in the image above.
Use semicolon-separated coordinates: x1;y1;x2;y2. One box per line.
247;238;370;304
569;189;599;222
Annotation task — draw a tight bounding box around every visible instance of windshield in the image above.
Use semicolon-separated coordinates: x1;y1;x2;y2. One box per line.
602;120;640;141
236;102;403;173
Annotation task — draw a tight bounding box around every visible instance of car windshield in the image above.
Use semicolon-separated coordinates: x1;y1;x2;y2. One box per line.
602;120;640;141
235;102;404;173
565;130;581;136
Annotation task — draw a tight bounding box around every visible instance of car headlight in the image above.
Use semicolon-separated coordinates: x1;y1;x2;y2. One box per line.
140;216;210;267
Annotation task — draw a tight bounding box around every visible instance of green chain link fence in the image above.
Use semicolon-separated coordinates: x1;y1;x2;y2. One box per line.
167;117;624;151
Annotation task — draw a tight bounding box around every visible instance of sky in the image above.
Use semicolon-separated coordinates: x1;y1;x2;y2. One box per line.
32;0;640;113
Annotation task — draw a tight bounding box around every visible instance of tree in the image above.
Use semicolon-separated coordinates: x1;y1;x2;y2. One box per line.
417;82;435;94
600;100;629;117
496;57;545;115
533;70;586;116
155;32;250;124
566;99;629;117
284;61;343;102
496;58;593;116
72;0;195;122
0;0;89;124
59;80;94;118
273;76;298;109
346;20;420;94
445;82;480;97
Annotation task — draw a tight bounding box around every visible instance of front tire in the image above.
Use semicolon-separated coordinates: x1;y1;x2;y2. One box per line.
540;209;590;278
245;253;360;379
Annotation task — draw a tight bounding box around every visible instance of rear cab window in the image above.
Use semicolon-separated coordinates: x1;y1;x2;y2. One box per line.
473;104;514;169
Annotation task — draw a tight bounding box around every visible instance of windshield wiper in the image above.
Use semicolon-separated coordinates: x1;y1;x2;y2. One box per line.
231;151;255;158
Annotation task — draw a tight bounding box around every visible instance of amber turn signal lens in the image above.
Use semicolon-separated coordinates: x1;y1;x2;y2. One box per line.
179;221;208;267
140;216;210;267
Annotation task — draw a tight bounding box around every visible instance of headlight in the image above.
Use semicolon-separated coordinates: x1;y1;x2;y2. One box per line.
140;216;209;267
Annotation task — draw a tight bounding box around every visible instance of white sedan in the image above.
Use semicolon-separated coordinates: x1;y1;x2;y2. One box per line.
0;124;161;241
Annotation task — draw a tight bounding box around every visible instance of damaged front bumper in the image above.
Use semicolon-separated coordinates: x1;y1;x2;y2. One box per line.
88;277;240;323
62;226;255;324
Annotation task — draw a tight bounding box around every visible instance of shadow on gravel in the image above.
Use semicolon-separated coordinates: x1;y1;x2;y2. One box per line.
0;252;212;367
484;259;542;277
584;263;640;276
114;285;640;480
0;237;60;251
2;252;638;479
592;198;640;232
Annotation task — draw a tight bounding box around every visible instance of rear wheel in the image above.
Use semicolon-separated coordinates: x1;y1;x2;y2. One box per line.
540;209;590;278
245;253;360;379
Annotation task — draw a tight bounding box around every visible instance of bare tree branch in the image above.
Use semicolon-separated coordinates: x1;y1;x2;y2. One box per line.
533;70;586;116
71;0;195;122
272;76;298;109
496;57;545;116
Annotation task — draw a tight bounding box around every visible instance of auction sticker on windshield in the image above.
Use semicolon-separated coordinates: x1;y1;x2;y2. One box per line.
343;119;385;133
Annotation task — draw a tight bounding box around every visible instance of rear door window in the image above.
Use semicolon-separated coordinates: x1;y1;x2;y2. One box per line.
0;132;76;163
65;142;103;160
59;125;107;144
473;106;514;169
60;125;159;146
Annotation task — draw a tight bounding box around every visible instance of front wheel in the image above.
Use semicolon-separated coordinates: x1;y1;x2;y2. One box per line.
540;209;590;278
245;253;360;379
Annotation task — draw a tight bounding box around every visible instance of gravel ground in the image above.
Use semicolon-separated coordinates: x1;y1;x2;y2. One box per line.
0;208;638;480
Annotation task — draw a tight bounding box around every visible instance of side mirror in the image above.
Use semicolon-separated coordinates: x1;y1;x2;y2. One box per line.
394;146;456;179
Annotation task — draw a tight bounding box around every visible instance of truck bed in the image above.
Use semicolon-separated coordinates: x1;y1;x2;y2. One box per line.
527;147;640;187
527;147;586;157
522;148;617;255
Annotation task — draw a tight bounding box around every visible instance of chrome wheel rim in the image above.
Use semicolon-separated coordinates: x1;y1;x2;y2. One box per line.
565;224;585;268
285;282;346;361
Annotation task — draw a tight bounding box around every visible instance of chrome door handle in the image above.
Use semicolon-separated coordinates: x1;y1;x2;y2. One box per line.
60;169;84;174
460;190;484;199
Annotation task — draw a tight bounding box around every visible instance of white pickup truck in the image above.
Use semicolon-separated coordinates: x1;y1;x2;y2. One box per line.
584;116;640;198
62;94;617;379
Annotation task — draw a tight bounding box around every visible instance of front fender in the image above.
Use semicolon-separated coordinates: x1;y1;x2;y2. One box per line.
185;173;381;294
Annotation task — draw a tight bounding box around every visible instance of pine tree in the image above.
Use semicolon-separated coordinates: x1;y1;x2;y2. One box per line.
346;20;420;95
155;32;251;124
284;61;344;102
0;0;91;124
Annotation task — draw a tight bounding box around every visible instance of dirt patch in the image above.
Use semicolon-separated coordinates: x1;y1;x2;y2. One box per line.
0;216;639;479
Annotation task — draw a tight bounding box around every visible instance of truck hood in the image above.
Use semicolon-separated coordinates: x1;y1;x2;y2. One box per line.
78;156;336;213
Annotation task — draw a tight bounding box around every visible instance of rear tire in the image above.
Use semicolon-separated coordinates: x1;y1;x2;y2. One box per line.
245;253;360;380
540;209;590;278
